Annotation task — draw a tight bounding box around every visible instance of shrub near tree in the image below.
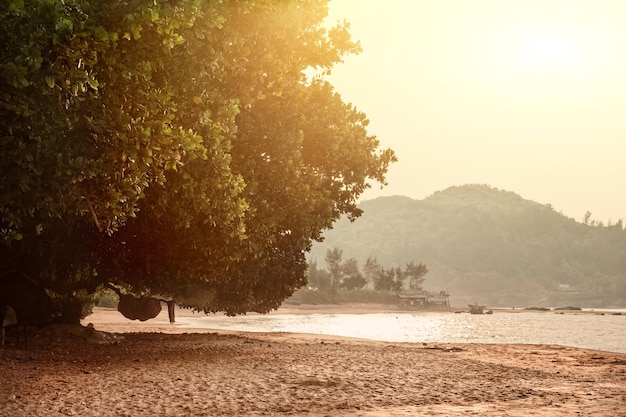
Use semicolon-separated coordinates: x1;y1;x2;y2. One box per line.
0;0;395;322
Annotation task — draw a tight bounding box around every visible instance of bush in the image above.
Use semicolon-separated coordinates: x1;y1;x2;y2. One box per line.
96;289;119;308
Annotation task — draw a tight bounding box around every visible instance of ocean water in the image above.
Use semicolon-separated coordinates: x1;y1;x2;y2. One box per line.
179;310;626;354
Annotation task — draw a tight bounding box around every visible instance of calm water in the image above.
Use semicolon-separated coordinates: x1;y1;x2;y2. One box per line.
179;310;626;354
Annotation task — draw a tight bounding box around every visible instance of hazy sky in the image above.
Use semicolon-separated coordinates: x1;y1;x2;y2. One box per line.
325;0;626;223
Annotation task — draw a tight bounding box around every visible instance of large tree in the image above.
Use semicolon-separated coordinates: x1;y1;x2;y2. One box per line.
0;0;395;321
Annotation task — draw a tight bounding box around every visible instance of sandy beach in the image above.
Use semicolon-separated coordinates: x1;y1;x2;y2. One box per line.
1;306;625;416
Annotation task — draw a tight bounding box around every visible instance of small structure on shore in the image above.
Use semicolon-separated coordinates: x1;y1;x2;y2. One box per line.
398;291;450;308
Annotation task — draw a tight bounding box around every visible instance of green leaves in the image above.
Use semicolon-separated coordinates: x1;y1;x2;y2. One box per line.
1;61;30;88
93;26;109;42
1;0;395;316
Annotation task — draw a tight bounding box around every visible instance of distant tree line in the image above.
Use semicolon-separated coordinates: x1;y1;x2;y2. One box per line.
582;211;624;229
291;247;429;304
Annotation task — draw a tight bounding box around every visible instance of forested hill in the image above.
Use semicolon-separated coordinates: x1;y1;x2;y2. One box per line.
309;184;626;308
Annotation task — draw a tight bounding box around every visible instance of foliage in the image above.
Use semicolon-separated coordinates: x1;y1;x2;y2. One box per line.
310;184;626;307
307;260;332;291
405;261;429;290
373;268;397;291
0;0;395;321
324;247;344;296
96;289;119;308
371;263;428;292
340;258;367;291
286;287;399;305
309;247;428;299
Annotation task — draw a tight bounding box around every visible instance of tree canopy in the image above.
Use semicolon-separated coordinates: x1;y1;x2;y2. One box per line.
0;0;395;321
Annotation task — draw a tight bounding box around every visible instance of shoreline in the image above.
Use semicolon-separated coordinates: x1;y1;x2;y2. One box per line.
82;305;626;355
79;304;626;337
2;310;625;416
276;303;626;315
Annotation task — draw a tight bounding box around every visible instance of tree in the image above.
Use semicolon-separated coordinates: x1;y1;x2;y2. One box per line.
392;267;405;292
373;268;396;291
322;248;366;291
306;260;331;291
340;258;367;291
325;247;344;297
0;0;395;321
405;261;429;291
362;256;383;289
372;263;427;293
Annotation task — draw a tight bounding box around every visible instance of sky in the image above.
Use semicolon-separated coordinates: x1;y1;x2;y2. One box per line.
324;0;626;223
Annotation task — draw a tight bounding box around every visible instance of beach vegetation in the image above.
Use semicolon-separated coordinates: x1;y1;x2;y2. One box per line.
0;0;395;322
294;248;428;304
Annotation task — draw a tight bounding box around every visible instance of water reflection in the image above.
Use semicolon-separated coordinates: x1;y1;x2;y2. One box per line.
180;311;626;354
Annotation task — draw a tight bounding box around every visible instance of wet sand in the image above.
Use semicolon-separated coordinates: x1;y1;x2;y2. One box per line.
0;306;624;416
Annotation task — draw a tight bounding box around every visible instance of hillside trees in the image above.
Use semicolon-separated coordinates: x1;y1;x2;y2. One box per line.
0;0;396;321
310;185;626;307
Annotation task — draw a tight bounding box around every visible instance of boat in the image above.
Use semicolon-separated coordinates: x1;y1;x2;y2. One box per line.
468;303;487;314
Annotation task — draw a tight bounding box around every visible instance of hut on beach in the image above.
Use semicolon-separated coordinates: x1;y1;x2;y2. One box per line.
398;291;450;308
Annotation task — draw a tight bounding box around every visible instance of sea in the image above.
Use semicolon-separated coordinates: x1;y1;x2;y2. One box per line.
179;309;626;354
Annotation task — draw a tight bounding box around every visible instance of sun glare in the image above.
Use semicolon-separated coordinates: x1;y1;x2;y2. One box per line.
513;28;585;70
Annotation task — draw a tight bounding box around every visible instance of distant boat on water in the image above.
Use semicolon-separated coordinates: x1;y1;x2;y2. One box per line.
468;303;488;314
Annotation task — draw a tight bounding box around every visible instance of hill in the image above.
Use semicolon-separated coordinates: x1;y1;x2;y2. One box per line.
309;184;626;308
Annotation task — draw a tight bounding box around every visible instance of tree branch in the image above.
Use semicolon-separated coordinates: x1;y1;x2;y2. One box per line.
85;195;102;232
